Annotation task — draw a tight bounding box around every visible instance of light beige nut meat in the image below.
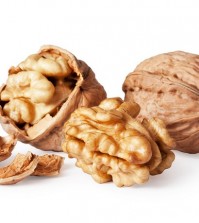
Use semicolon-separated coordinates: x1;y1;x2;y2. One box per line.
17;52;72;78
141;118;175;175
0;151;64;185
122;51;199;153
62;97;175;187
3;98;35;124
3;82;72;125
0;134;17;162
1;71;55;103
0;45;106;151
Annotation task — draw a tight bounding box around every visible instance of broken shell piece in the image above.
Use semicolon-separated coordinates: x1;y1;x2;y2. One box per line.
0;152;38;185
0;134;17;162
33;154;64;176
0;152;64;185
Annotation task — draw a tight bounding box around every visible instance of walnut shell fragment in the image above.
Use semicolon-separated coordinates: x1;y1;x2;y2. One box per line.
33;154;64;176
62;98;175;187
0;152;64;185
0;134;17;162
0;45;106;151
0;152;38;185
122;51;199;153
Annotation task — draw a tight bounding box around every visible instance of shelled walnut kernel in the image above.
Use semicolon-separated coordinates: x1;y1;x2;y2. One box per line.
62;98;175;187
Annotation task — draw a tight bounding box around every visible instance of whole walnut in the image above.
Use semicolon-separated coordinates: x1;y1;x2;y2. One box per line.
122;51;199;153
0;45;106;151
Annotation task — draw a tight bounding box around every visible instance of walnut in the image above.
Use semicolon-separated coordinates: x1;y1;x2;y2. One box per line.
0;134;17;161
0;45;106;151
62;98;175;187
0;151;64;185
122;51;199;153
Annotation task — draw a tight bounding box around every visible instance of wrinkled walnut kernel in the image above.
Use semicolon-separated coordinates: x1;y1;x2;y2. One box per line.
1;56;70;125
62;98;175;187
1;71;55;103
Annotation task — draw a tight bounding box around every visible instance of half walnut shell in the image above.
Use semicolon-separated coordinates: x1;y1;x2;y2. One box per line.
0;45;106;151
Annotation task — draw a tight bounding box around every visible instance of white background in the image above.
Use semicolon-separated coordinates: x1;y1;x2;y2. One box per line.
0;0;199;222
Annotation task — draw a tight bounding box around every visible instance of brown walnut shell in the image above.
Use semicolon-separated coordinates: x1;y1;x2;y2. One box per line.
0;45;106;151
122;51;199;153
0;151;64;185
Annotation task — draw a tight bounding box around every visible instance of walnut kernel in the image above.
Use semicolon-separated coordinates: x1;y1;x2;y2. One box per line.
62;98;175;187
123;51;199;153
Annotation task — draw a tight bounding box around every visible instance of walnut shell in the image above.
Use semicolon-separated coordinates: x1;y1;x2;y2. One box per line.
122;51;199;153
0;151;64;185
0;45;106;151
0;152;38;185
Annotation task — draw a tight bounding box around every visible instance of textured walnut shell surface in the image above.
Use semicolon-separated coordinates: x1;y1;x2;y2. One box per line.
123;51;199;153
0;45;106;151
